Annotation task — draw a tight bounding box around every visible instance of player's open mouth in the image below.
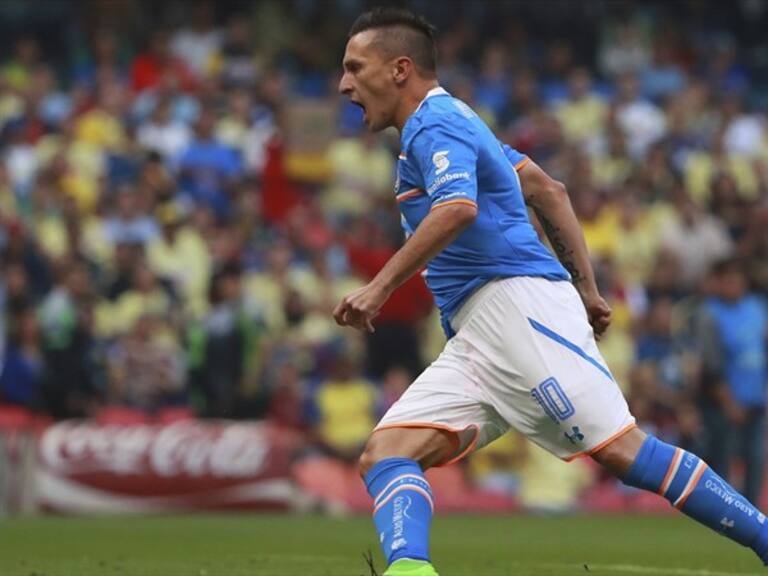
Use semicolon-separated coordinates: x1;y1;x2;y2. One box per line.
351;99;367;119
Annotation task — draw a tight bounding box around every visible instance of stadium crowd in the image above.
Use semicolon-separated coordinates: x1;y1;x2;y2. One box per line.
0;0;767;509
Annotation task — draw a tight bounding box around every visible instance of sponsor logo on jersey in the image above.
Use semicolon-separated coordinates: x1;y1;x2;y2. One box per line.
432;150;450;175
427;171;470;195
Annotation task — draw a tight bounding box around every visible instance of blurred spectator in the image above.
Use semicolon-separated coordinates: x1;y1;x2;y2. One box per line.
131;29;195;93
1;220;50;298
1;259;34;315
308;346;377;462
721;95;765;159
2;37;40;91
103;185;159;246
614;73;666;160
176;109;242;218
0;308;43;407
322;131;393;220
518;442;594;513
378;365;411;415
38;260;98;418
75;82;128;154
147;202;211;315
267;360;307;432
641;38;686;102
660;190;733;289
136;98;191;161
468;431;527;497
346;219;432;379
197;264;263;417
170;2;222;80
71;29;127;88
742;204;768;295
217;15;259;89
107;313;184;410
694;259;768;503
599;19;650;77
102;240;143;301
631;297;701;447
703;34;749;96
554;68;607;146
473;41;509;122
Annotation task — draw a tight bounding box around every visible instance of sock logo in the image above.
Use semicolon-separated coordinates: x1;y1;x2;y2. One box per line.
721;517;735;530
705;478;738;506
403;495;413;521
391;538;407;551
391;495;409;551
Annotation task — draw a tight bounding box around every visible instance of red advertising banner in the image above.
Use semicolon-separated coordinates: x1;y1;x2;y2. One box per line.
36;420;304;514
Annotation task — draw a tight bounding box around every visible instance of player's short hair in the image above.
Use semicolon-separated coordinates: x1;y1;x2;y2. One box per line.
349;7;437;77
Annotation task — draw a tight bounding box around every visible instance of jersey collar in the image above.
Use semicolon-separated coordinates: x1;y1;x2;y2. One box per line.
414;86;449;114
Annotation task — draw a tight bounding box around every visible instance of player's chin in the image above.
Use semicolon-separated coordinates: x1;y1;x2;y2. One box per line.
364;112;385;132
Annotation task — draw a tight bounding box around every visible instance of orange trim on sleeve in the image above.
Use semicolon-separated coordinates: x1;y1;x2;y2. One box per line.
430;199;478;212
514;157;531;171
396;188;424;202
371;422;480;467
562;423;638;462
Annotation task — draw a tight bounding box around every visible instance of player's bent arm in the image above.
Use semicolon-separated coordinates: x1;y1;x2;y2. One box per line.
518;161;599;298
332;202;475;332
372;202;477;294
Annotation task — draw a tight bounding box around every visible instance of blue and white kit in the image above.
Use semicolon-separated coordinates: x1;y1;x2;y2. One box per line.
377;87;635;462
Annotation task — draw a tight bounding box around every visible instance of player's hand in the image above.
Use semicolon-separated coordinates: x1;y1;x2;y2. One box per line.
333;282;390;333
582;292;612;340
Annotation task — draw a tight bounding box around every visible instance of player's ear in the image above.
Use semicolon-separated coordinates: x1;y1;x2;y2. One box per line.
392;56;413;86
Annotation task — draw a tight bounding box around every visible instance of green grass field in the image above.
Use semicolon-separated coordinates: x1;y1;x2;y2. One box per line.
0;513;764;576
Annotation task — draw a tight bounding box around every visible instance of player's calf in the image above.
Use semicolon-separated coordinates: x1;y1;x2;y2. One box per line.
597;430;768;565
359;427;453;573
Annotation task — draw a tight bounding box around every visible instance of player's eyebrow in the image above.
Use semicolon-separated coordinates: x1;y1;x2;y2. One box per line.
343;57;362;71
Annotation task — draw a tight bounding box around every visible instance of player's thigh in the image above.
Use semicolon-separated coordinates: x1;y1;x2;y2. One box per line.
359;426;456;476
457;277;635;461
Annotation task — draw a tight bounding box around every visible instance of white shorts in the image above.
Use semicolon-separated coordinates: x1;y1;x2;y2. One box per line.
375;277;636;464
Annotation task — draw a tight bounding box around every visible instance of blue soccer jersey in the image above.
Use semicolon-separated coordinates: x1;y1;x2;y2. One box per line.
395;87;569;336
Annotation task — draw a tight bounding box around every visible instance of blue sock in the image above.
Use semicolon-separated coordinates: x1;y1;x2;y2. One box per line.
364;457;434;566
624;435;768;563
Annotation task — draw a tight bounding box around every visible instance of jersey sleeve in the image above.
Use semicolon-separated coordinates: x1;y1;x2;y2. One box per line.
411;123;478;210
499;141;531;171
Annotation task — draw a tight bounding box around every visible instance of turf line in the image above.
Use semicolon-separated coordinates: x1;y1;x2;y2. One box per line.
541;563;760;576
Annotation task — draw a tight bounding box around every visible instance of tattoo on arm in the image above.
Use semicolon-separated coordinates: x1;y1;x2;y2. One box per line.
537;212;586;285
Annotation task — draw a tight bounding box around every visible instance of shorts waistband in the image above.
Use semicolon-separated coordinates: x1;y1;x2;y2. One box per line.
449;278;504;333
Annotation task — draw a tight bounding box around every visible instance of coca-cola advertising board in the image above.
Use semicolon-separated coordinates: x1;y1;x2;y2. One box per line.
36;420;304;513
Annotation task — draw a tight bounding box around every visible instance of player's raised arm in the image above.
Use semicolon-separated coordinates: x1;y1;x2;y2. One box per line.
505;147;611;338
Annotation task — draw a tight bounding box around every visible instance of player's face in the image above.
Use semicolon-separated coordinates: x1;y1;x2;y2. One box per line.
339;31;399;132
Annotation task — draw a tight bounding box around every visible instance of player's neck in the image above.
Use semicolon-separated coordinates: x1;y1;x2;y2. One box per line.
394;79;440;134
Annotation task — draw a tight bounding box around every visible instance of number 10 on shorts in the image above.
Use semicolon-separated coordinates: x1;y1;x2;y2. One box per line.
530;377;576;423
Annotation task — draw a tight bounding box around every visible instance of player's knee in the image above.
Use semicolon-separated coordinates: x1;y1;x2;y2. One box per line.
358;441;379;478
358;427;456;478
591;427;648;479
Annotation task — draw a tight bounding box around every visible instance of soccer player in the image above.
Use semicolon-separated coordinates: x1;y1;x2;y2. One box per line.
334;7;768;576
